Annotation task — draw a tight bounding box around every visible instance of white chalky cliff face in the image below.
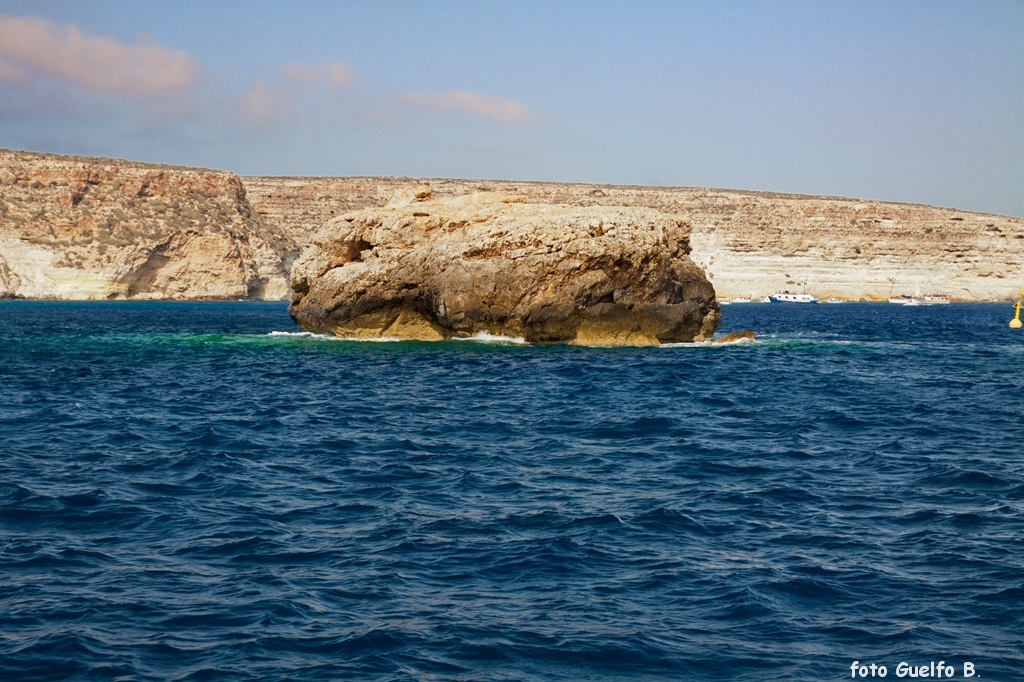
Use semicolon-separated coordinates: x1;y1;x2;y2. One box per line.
288;187;720;346
247;177;1024;303
0;150;296;300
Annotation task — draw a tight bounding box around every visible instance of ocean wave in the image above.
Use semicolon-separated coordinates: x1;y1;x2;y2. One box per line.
265;331;402;342
660;337;758;348
265;330;319;338
267;330;529;345
451;332;527;345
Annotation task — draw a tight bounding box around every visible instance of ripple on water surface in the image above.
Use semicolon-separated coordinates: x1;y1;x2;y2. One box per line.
0;301;1022;681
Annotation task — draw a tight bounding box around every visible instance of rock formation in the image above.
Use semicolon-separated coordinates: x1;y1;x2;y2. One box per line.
247;176;1024;302
713;330;756;344
288;187;719;345
0;149;296;300
4;148;1022;303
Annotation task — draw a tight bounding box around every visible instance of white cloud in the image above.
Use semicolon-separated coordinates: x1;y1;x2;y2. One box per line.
0;14;199;97
0;55;28;86
397;90;531;123
279;61;355;90
234;79;291;129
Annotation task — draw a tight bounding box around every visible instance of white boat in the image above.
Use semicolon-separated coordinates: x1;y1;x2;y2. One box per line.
889;281;950;305
730;297;752;304
770;291;817;303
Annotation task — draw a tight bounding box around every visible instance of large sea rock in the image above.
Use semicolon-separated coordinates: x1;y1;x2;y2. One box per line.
289;187;720;346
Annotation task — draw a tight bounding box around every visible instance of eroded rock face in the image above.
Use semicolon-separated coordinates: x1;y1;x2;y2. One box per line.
247;176;1024;302
289;187;720;346
0;149;296;300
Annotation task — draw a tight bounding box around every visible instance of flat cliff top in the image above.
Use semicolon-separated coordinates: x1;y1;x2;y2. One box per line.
1;148;223;174
242;174;1024;253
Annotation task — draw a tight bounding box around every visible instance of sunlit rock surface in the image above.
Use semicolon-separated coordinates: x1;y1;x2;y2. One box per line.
0;149;296;300
289;187;719;346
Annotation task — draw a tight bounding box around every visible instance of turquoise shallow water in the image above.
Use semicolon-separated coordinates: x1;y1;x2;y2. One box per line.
1;301;1022;681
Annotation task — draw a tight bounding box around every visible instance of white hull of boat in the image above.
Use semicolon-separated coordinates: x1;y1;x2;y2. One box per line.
770;292;817;303
891;280;950;305
889;295;950;306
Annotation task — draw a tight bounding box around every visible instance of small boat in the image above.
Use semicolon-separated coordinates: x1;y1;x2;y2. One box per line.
889;281;950;305
823;298;845;304
770;291;817;303
730;297;752;304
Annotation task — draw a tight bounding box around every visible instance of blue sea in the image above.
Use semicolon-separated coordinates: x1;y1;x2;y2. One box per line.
1;301;1022;681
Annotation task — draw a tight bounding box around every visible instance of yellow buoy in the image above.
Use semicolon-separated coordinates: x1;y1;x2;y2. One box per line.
1011;289;1023;329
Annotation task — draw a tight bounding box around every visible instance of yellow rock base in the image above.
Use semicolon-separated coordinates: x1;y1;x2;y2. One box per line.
331;308;447;341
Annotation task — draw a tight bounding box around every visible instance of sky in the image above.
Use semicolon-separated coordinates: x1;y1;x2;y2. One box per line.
0;0;1021;217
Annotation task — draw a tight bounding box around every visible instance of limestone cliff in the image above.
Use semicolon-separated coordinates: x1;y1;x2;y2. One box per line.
0;150;297;300
4;147;1021;303
247;177;1024;301
289;187;719;345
